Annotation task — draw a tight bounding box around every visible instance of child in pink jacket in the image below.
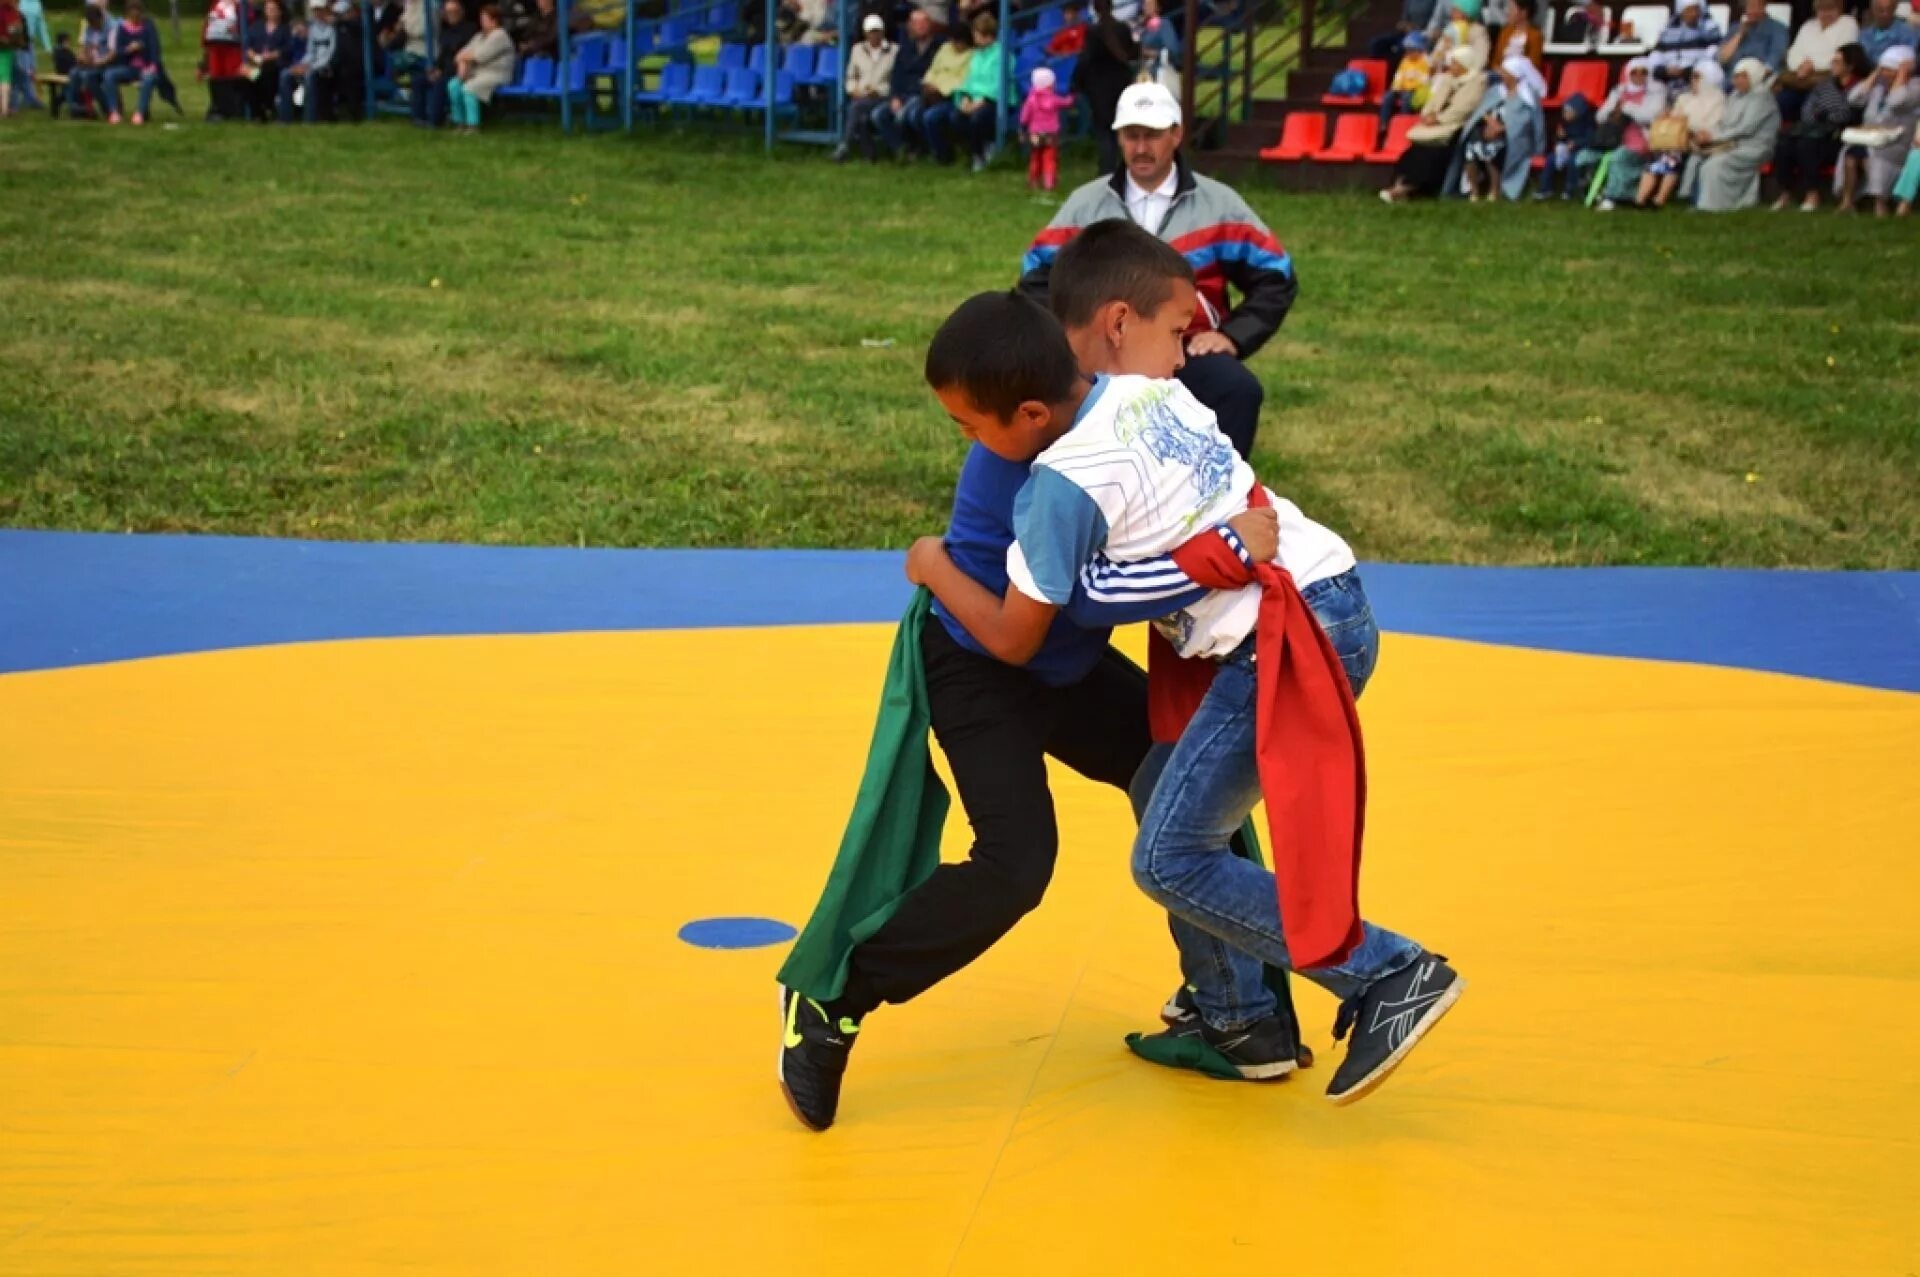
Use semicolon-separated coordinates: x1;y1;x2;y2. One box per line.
1019;66;1075;191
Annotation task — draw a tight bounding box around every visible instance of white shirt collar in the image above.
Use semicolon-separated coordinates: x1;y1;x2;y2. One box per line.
1124;169;1180;203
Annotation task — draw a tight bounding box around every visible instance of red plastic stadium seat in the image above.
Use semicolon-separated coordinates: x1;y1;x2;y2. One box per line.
1544;59;1610;110
1363;113;1418;163
1312;112;1378;162
1259;111;1328;161
1320;57;1391;106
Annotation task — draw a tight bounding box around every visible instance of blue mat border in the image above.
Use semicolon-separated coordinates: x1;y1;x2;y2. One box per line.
2;530;1916;693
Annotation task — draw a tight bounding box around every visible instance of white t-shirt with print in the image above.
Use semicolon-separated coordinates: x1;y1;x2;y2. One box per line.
1005;375;1355;659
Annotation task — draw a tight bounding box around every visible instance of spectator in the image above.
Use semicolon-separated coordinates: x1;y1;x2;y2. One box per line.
1651;0;1724;92
1073;0;1138;172
874;8;936;160
1047;2;1087;56
1491;1;1541;73
1457;52;1546;200
514;0;587;60
100;0;165;124
1380;45;1486;201
1558;0;1612;49
246;0;295;121
779;0;835;46
1019;63;1073;189
1017;81;1297;460
1534;90;1598;199
1771;42;1869;209
1639;59;1726;206
64;2;115;117
202;0;246;120
1368;0;1440;68
1859;0;1916;64
1845;44;1918;214
413;0;473;126
1776;0;1859;119
515;0;558;58
277;0;337;121
949;11;1002;172
834;13;895;161
1427;0;1489;72
20;0;45;53
379;0;427;79
0;0;21;117
1137;0;1180;94
446;2;512;132
1591;56;1669;208
1892;122;1920;213
1718;0;1788;74
917;22;972;162
1693;57;1782;209
332;0;372;120
1379;29;1431;132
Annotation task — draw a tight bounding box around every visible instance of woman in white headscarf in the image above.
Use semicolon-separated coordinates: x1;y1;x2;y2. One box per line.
1458;53;1549;199
1634;59;1726;207
1381;45;1488;201
1846;44;1919;215
1592;57;1669;208
1694;58;1784;210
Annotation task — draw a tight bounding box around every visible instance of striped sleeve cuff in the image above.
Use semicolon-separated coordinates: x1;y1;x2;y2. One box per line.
1218;524;1255;569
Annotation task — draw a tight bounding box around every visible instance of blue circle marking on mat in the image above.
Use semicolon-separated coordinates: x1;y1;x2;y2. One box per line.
678;917;798;950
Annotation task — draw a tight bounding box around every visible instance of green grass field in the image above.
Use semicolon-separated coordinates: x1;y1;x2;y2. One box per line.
3;83;1917;566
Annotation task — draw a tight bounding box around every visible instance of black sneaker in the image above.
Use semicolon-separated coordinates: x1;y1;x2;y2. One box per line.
1325;955;1463;1105
1163;984;1315;1068
1160;984;1202;1029
1179;1012;1301;1081
777;986;860;1131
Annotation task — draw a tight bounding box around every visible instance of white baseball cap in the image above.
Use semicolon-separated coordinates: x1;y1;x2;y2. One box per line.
862;13;885;32
1112;82;1181;131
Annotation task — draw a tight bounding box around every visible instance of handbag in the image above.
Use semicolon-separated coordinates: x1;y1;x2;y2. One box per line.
1841;125;1903;149
1590;114;1625;150
1646;114;1689;152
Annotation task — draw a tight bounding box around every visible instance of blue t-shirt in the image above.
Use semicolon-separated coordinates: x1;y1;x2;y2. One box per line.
934;434;1208;687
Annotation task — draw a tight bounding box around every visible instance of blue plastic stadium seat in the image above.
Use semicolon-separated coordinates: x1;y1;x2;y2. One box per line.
804;43;839;87
717;65;760;108
525;51;589;99
737;68;796;115
634;59;690;104
779;44;814;81
717;41;747;71
495;55;554;98
656;17;691;55
748;42;767;75
672;63;727;108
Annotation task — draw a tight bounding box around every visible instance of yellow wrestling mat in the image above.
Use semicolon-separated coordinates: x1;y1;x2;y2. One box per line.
2;625;1917;1274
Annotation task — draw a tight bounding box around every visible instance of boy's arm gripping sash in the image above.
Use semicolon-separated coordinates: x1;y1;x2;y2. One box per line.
776;589;952;1001
1155;488;1366;971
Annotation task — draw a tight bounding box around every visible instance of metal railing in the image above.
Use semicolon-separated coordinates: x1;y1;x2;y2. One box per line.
1178;0;1375;142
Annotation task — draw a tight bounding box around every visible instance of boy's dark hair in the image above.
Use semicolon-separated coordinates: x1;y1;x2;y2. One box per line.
1047;220;1196;331
925;291;1081;421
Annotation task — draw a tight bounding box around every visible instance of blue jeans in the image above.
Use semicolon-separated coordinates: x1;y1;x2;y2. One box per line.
921;98;961;163
1130;569;1422;1028
410;68;449;126
874;97;922;155
1378;87;1414;132
99;65;158;117
277;66;329;122
66;66;104;116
